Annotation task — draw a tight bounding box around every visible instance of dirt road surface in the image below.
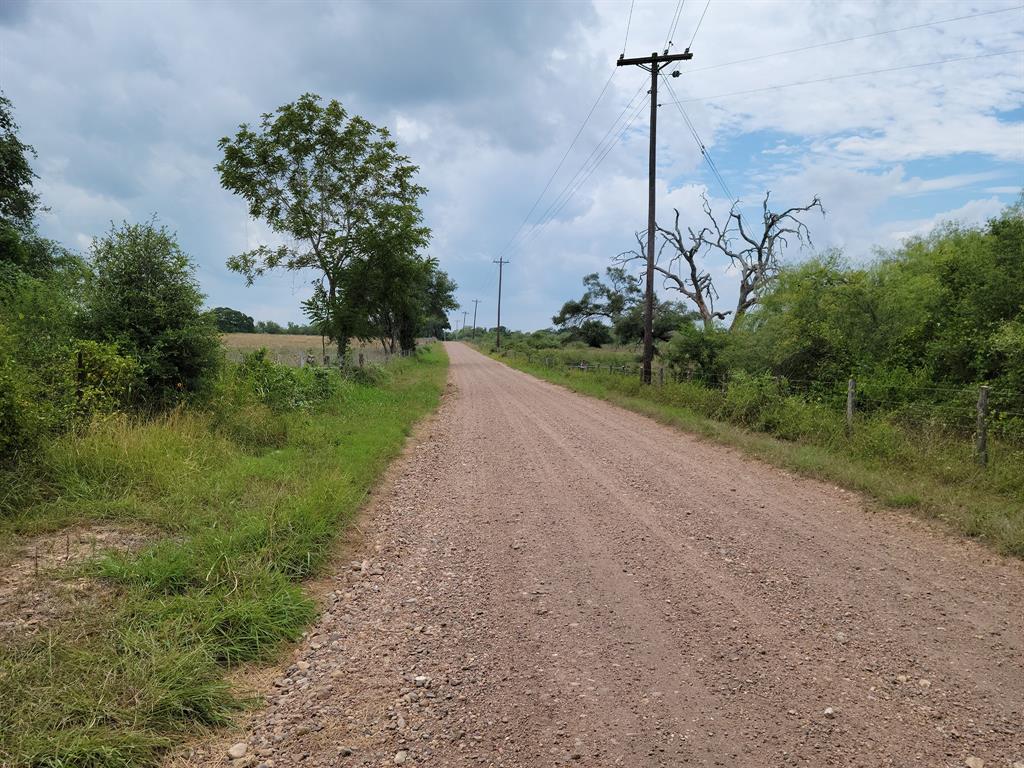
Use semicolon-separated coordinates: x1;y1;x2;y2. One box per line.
183;342;1023;768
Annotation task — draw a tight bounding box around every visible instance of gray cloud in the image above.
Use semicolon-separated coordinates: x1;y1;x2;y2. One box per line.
3;0;1021;329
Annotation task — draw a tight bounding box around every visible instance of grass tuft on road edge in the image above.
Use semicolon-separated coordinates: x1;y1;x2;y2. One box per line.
491;352;1023;558
0;345;448;768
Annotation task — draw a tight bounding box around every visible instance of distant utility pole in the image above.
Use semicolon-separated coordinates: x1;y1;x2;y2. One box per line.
616;47;693;384
462;310;469;337
471;299;481;338
493;257;509;350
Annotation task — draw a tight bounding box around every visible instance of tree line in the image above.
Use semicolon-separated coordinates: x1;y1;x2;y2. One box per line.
529;190;1023;406
0;91;455;461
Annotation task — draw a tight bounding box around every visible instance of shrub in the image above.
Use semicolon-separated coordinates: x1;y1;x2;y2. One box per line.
81;220;220;408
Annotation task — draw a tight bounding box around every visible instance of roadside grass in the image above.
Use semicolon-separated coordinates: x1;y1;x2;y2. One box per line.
491;351;1024;559
0;345;448;768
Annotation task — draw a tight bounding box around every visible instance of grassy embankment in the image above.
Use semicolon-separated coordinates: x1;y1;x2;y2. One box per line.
0;345;448;768
487;347;1024;558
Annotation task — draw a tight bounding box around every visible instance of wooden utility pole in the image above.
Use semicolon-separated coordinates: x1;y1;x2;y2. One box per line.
616;48;693;384
471;299;480;339
462;309;469;337
494;257;509;350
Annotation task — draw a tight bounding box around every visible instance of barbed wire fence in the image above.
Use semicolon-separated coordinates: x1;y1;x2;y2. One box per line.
499;349;1024;468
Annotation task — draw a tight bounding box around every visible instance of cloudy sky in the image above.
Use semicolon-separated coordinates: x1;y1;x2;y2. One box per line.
2;0;1022;331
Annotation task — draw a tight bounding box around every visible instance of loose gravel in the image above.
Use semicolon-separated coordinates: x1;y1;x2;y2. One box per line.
180;342;1023;768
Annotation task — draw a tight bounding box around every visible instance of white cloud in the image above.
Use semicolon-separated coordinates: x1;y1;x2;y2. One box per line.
2;0;1021;330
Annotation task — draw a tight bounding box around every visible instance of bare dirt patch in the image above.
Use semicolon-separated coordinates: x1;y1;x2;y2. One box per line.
0;525;154;636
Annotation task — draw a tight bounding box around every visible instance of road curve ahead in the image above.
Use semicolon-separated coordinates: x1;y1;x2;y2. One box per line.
187;342;1023;768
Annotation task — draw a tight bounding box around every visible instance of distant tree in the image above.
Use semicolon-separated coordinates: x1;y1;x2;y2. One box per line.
573;319;613;347
254;320;286;334
612;299;694;347
82;220;219;405
210;306;255;333
553;267;641;329
217;93;428;358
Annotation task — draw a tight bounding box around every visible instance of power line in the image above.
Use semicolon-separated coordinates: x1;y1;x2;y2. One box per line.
660;74;734;201
687;0;712;50
494;68;618;261
503;83;648;259
664;0;686;52
663;48;1024;105
505;91;652;259
685;5;1024;76
622;0;636;56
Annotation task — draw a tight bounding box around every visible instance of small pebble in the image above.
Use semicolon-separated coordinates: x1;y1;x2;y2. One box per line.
227;742;248;759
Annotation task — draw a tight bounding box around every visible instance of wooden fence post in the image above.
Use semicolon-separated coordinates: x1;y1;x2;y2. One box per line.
976;385;990;466
358;352;364;368
846;378;856;436
659;367;665;386
76;349;84;403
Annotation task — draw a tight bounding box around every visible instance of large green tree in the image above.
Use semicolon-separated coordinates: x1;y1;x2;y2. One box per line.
216;93;429;357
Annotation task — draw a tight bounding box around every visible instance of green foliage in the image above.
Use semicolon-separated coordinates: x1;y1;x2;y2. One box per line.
662;321;730;380
553;267;641;329
217;93;430;357
208;306;254;333
0;92;41;232
740;202;1024;395
0;347;448;767
81;220;220;407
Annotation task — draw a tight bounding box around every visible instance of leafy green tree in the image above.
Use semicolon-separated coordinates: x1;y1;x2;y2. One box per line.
553;267;641;329
82;220;220;406
217;93;428;357
419;268;459;340
255;320;286;334
663;322;730;381
0;93;40;232
210;306;255;333
613;299;694;347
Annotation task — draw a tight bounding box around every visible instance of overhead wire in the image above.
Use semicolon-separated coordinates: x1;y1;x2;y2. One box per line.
663;0;686;52
493;68;618;261
687;0;712;50
505;90;653;259
622;0;636;55
685;5;1024;76
662;48;1024;105
493;0;640;264
660;74;735;201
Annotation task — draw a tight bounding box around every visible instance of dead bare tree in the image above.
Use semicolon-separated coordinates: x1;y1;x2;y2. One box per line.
632;192;824;331
615;210;727;331
702;192;824;328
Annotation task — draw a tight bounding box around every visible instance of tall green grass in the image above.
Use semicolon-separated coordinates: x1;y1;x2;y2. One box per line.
0;346;447;768
492;350;1024;558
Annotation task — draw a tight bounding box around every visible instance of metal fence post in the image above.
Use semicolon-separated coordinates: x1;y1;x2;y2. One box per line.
976;385;989;466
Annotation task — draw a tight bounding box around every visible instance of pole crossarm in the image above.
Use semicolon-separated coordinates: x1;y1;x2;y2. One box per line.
617;51;693;68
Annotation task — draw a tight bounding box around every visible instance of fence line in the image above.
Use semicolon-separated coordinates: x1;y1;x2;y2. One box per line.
498;348;1024;465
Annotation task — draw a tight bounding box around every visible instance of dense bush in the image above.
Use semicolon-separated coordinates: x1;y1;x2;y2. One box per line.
81;220;220;407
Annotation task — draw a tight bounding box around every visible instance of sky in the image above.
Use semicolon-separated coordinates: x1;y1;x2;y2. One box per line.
2;0;1022;332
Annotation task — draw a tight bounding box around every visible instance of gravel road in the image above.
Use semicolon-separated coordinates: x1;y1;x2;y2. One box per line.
184;342;1023;768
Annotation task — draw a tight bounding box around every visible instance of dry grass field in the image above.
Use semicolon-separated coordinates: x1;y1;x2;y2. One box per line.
221;333;393;365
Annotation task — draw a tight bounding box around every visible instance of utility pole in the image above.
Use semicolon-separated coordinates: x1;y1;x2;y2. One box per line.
493;257;509;350
616;47;693;384
471;299;481;339
462;310;469;338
